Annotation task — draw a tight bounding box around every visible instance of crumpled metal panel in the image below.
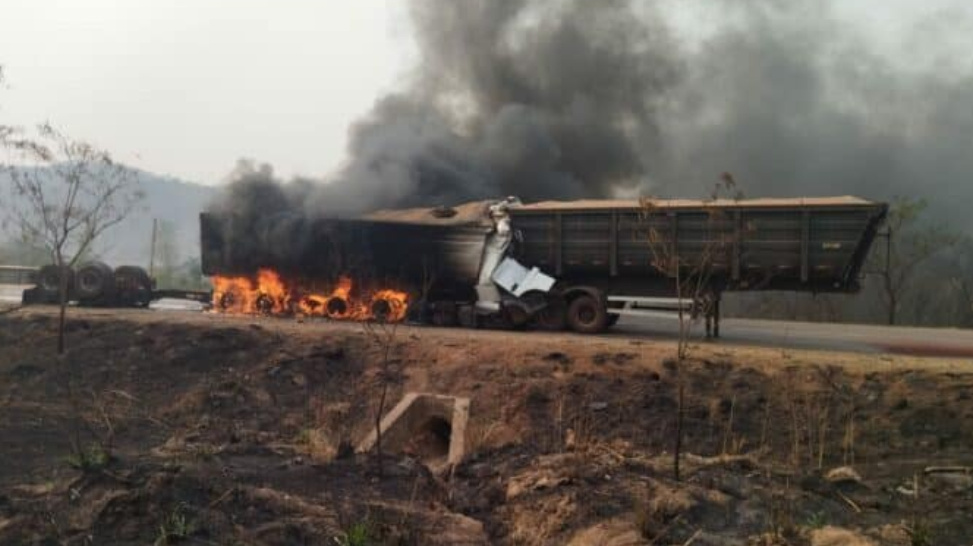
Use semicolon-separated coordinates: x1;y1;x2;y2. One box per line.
491;257;555;297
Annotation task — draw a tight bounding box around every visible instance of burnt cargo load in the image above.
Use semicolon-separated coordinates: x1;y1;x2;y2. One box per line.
200;196;887;334
200;200;494;298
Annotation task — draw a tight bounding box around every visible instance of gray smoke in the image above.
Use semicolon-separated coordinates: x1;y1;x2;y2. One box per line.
654;1;973;227
213;0;973;229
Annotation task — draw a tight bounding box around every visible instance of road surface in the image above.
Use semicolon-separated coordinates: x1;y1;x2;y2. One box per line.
609;314;973;357
0;285;31;303
3;284;972;357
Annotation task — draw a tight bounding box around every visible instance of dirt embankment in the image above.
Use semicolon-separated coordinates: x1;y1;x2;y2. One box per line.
1;308;972;545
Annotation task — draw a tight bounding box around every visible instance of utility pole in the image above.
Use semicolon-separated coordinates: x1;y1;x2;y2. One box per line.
149;218;158;277
886;226;892;278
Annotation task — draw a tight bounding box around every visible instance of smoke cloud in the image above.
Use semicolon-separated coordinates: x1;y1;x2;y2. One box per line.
212;0;973;230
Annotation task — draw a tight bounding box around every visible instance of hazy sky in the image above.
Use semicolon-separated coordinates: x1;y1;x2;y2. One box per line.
1;0;970;186
0;0;413;184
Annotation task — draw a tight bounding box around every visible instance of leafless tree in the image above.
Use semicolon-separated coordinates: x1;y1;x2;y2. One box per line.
639;174;740;481
1;123;143;353
362;317;400;478
870;197;958;326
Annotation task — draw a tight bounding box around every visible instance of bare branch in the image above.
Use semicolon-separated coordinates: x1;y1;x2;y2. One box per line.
1;122;143;353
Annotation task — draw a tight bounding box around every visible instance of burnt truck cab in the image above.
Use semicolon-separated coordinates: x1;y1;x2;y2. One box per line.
199;196;888;335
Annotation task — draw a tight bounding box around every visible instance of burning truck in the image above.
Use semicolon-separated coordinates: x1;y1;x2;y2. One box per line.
200;196;888;335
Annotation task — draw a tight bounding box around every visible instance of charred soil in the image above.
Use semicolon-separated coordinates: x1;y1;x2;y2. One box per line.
1;307;972;545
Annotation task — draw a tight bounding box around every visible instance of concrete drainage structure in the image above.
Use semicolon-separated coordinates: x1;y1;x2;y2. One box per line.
357;392;470;473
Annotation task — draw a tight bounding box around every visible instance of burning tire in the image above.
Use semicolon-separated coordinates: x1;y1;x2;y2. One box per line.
114;266;153;307
325;297;349;319
37;264;74;303
255;293;276;314
371;298;393;321
218;291;239;310
369;291;408;322
370;295;408;322
566;294;608;334
75;261;116;304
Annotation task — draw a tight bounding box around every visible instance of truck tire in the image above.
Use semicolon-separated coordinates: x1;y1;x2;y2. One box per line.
502;304;530;330
534;296;567;331
75;261;115;304
566;294;608;334
37;264;73;303
114;266;153;307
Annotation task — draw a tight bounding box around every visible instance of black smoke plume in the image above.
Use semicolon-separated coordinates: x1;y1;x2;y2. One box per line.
212;0;973;229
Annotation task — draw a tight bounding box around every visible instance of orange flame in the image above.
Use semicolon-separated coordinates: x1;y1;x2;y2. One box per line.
212;270;409;322
370;289;409;322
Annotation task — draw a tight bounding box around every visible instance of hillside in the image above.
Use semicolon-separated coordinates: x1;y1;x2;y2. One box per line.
0;166;216;266
1;307;972;544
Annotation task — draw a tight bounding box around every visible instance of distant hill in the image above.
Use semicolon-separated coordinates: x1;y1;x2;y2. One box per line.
0;166;217;266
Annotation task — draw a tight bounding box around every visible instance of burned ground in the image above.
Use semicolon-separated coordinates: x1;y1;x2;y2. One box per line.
0;307;972;545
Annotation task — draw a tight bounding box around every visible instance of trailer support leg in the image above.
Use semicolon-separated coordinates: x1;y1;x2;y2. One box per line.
713;297;721;339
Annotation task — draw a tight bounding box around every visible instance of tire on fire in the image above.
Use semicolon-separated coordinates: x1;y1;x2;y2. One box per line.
255;294;276;314
371;298;393;321
326;297;349;318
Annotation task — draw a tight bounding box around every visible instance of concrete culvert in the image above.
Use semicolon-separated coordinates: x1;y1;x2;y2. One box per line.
358;392;470;474
408;416;452;462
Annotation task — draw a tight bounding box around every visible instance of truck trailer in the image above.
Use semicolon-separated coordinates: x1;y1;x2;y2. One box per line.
19;262;210;308
199;196;888;335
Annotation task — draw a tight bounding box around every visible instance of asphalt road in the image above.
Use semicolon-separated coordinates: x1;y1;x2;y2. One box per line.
609;314;973;357
3;284;972;358
0;285;30;303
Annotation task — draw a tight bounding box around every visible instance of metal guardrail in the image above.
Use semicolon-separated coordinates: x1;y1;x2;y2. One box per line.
0;265;38;286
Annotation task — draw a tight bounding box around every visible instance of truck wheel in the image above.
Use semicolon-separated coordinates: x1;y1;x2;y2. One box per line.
75;261;115;304
114;266;153;307
534;296;567;331
566;295;608;334
37;264;73;303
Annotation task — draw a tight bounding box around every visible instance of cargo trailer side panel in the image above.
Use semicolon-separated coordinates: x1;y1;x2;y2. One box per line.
200;213;488;296
509;201;887;295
